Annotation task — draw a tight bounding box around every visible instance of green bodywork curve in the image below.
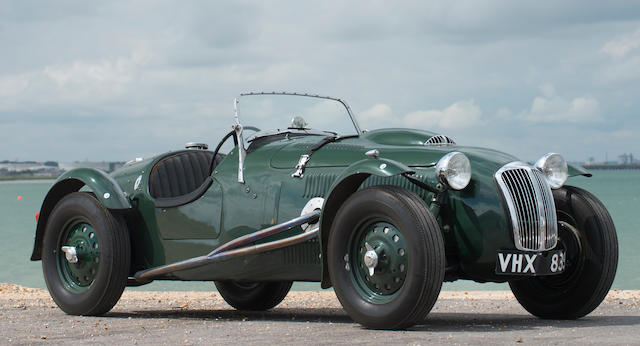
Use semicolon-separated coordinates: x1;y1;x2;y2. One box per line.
31;168;131;260
336;157;415;177
56;168;131;209
33;126;587;287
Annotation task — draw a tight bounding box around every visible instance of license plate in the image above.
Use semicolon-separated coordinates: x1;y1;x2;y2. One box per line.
495;250;566;275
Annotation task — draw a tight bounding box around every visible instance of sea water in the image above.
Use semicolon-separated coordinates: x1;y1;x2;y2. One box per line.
0;170;637;291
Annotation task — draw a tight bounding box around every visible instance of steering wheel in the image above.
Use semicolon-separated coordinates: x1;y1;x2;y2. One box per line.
209;126;262;174
243;126;261;133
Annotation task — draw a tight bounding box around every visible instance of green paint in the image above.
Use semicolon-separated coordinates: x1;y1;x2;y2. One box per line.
349;221;408;304
56;168;131;209
57;222;100;293
33;124;597;287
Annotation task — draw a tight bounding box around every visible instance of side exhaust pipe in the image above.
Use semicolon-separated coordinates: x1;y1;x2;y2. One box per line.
133;211;320;282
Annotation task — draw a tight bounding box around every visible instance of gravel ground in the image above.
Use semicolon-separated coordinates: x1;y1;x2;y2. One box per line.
1;284;638;345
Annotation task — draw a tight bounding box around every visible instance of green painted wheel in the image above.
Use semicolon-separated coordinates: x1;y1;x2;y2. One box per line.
57;221;101;293
328;186;445;330
42;192;130;316
348;221;408;304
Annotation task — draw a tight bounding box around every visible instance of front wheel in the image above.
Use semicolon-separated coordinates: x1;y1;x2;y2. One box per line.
42;192;131;315
509;186;618;319
328;186;445;329
214;281;292;311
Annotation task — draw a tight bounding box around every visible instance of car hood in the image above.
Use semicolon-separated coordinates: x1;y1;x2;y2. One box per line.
268;128;518;173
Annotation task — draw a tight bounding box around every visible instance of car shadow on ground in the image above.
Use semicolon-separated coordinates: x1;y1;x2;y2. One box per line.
411;312;640;332
107;307;354;324
105;308;640;332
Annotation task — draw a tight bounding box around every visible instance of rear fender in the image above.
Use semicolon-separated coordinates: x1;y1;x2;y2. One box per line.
30;168;131;260
319;158;414;288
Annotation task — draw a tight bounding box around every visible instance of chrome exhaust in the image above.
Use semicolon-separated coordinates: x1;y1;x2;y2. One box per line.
133;211;320;282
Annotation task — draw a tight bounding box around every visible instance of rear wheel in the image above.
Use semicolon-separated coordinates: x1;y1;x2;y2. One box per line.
509;186;618;319
214;281;292;311
328;186;445;329
42;192;130;315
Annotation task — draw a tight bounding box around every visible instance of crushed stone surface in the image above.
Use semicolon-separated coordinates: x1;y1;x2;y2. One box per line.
1;284;638;345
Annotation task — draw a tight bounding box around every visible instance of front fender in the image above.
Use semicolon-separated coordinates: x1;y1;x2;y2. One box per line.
337;157;415;179
30;168;131;260
55;168;131;209
318;158;414;288
567;162;592;178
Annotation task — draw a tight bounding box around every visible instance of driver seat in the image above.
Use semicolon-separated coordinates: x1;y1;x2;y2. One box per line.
149;150;225;207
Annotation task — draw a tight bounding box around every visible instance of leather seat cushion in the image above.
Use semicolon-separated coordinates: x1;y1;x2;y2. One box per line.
149;151;224;199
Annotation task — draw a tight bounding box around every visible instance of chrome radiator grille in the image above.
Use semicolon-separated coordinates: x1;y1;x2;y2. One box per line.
495;163;557;251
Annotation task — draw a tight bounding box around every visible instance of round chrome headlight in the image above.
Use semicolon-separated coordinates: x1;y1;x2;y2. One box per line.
436;152;471;190
535;153;568;189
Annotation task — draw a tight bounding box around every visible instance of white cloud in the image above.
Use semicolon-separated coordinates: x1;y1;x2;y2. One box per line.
403;100;481;130
518;85;600;123
598;55;640;84
496;107;513;118
539;83;555;98
42;58;135;100
359;103;394;129
611;129;633;138
0;52;150;110
1;2;639;161
0;73;31;99
601;28;640;58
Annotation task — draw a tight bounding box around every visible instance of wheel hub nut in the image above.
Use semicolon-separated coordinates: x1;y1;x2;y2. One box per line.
61;246;78;264
363;242;378;276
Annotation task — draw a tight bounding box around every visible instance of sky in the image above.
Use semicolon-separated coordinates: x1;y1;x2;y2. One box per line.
1;0;639;163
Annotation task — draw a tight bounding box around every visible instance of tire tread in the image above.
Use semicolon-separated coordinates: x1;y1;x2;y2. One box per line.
509;185;618;319
42;192;130;316
215;281;292;311
328;185;445;329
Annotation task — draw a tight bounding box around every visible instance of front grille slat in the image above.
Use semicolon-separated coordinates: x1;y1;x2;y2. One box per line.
495;163;558;251
515;169;535;249
531;169;557;249
527;169;544;249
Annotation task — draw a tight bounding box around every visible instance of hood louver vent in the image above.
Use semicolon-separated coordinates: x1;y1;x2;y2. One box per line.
424;135;456;146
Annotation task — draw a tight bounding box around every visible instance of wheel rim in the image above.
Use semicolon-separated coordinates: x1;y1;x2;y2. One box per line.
347;221;408;304
57;220;101;293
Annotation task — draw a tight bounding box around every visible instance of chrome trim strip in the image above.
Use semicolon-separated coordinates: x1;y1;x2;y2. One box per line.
238;91;362;134
233;98;246;183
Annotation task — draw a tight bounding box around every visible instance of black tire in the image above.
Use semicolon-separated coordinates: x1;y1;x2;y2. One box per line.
214;281;292;311
42;192;131;315
509;186;618;319
327;186;445;329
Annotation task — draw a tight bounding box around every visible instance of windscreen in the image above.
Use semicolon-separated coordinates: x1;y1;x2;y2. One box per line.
237;94;360;137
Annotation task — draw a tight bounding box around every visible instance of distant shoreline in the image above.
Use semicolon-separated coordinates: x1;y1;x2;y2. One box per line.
0;175;58;181
583;164;640;170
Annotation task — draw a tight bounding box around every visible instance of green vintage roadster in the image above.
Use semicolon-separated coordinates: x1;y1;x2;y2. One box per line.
31;92;618;329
